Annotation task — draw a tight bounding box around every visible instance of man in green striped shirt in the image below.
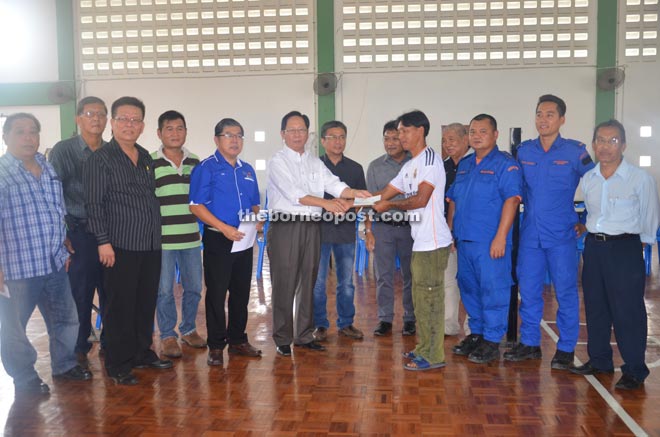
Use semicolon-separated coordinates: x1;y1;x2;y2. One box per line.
151;110;205;358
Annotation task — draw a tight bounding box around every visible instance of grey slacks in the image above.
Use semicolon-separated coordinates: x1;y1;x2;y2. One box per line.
267;219;321;346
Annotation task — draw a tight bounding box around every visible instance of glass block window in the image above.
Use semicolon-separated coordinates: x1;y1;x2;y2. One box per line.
77;0;313;77
623;0;659;61
340;0;593;70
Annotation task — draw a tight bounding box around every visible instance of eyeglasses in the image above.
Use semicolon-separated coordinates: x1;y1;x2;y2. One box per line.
81;111;107;119
323;135;346;141
284;128;308;135
218;133;244;140
595;136;620;146
113;116;143;125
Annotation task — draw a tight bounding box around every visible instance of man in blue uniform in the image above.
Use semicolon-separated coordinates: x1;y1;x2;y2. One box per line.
447;114;522;364
504;95;595;370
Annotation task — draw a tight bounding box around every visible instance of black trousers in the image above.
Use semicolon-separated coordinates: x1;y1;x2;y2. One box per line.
581;235;649;381
102;248;161;376
67;226;105;354
203;228;253;349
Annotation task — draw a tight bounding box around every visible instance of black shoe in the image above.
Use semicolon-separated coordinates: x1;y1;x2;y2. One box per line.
503;343;542;362
76;352;90;369
570;362;615;376
402;321;416;336
110;372;139;386
53;365;93;381
134;359;174;370
373;322;392;336
615;374;643;390
452;334;483;356
15;378;50;395
276;345;292;356
468;340;500;364
294;341;326;351
550;350;575;370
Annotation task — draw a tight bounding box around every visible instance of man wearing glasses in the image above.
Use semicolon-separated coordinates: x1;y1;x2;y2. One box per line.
267;111;370;357
84;96;172;385
311;120;367;342
190;118;262;366
572;120;659;390
49;96;109;369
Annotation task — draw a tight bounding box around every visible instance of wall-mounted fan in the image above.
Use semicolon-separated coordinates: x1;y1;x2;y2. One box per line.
313;72;338;95
597;67;625;91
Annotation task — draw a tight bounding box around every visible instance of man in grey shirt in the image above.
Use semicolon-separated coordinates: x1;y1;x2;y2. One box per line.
49;96;109;368
365;120;415;337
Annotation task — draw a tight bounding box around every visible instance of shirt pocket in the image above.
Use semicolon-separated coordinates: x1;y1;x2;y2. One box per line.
609;195;640;222
547;162;573;189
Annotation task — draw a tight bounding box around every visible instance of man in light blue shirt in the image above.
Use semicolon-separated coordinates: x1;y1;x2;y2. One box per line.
571;119;660;390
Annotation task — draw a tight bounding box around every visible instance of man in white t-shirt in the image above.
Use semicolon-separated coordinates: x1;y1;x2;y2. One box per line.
373;110;453;371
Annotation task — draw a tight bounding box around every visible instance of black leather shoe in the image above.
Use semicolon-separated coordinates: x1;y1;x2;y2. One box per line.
453;334;483;356
615;374;643;390
468;340;500;364
134;359;174;370
570;362;614;376
15;378;50;395
276;345;292;356
294;341;326;351
503;343;542;362
53;365;93;381
207;349;224;366
402;321;416;336
551;350;575;370
111;372;138;386
373;322;392;336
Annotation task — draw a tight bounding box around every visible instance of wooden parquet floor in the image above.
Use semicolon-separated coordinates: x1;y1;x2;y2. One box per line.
2;254;660;436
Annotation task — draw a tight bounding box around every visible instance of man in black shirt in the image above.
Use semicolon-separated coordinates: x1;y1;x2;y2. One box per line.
84;96;171;385
442;123;471;336
312;121;367;342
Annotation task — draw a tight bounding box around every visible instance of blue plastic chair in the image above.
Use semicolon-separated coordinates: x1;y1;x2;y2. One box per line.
355;219;369;276
256;218;269;280
644;244;652;276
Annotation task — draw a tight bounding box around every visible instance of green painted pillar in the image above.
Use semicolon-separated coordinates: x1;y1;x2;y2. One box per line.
56;0;77;139
595;0;618;124
316;0;335;155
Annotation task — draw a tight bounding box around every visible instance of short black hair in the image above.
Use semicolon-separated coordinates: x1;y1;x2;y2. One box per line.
320;120;347;138
281;110;310;131
396;110;430;137
536;94;567;117
214;118;244;136
158;110;187;131
382;120;398;135
2;113;41;136
76;96;107;116
111;96;145;119
470;113;498;131
593;119;626;144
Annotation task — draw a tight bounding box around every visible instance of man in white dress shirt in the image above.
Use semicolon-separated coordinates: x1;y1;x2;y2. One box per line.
266;111;370;357
570;119;660;390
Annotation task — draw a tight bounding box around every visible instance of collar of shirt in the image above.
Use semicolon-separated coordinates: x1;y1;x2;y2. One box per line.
383;152;411;166
282;144;309;163
157;145;192;171
4;152;54;176
471;145;500;167
321;153;344;168
588;157;631;181
212;149;243;169
532;134;567;152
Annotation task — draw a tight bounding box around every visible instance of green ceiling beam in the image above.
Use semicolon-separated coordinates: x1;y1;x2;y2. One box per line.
316;0;335;155
56;0;77;139
595;0;618;124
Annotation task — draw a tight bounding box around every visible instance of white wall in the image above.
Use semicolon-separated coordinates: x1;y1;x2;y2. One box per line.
336;67;597;169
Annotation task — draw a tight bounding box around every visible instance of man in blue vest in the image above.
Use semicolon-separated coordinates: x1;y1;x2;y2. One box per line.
504;95;594;370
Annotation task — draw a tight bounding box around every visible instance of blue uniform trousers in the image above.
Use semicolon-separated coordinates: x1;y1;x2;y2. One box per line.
457;241;512;343
582;235;649;381
517;242;579;351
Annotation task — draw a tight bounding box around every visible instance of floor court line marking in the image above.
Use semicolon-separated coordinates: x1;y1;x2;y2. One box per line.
540;320;648;437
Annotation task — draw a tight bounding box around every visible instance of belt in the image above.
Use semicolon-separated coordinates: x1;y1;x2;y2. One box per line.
587;233;638;242
380;220;409;227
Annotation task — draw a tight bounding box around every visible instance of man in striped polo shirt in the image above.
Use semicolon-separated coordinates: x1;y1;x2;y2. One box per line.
151;110;205;359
